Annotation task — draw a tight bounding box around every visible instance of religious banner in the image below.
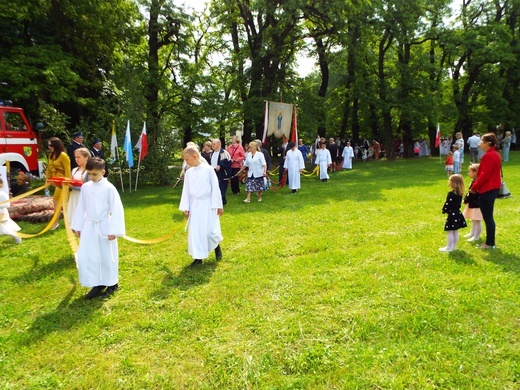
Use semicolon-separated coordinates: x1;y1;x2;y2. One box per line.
267;102;294;139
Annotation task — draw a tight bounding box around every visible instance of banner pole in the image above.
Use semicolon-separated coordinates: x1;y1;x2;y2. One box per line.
135;149;142;191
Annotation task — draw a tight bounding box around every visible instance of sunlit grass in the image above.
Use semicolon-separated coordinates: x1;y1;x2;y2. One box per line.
1;155;519;389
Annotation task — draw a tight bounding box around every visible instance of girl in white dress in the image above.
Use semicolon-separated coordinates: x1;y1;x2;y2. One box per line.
341;141;354;170
67;148;90;223
315;142;332;181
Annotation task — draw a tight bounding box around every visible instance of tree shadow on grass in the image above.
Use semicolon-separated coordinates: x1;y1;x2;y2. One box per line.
11;254;75;285
150;261;218;299
18;277;103;346
481;249;520;275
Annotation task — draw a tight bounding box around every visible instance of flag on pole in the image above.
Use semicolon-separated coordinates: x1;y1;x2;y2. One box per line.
262;101;269;143
435;124;441;148
135;122;148;161
291;105;298;143
123;120;134;168
110;121;118;161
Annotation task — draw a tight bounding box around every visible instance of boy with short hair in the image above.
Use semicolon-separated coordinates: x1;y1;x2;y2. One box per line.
71;157;125;299
179;147;223;266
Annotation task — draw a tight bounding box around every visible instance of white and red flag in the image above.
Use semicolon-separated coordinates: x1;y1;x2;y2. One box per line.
435;124;440;148
135;122;148;161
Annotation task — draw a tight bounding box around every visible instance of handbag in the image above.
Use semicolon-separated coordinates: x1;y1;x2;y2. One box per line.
497;168;511;199
498;181;511;198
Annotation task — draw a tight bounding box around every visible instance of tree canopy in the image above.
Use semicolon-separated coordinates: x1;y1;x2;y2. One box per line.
1;0;519;180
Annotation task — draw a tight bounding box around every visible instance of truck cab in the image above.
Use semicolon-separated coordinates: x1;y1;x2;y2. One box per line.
0;100;40;176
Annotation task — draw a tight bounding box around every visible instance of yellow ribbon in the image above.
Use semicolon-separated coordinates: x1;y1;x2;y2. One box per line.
122;217;186;244
301;166;319;177
8;179;182;250
0;183;50;205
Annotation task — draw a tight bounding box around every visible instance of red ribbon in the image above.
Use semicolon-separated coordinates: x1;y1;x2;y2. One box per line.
48;177;84;187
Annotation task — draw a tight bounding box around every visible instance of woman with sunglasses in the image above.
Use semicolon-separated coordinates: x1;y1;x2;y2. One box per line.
45;137;71;230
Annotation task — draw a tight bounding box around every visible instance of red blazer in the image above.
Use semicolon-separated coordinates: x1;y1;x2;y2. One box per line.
472;148;502;194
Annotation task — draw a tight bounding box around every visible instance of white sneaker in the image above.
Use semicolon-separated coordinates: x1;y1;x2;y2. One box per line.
467;236;477;242
463;233;473;238
438;247;453;252
14;236;22;244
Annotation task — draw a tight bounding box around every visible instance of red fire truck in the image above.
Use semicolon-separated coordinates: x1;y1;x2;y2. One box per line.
0;100;42;177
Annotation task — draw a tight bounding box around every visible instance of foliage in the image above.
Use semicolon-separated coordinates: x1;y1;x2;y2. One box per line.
1;157;519;388
3;0;520;170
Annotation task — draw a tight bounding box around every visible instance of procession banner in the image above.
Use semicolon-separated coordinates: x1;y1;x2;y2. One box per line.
267;102;294;139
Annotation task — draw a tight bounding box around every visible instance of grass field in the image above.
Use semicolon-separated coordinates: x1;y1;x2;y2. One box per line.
1;156;519;389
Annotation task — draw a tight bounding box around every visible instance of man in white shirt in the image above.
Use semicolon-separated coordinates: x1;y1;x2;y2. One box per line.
467;132;481;163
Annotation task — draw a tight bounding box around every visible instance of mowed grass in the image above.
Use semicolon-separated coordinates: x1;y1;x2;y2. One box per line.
1;156;519;389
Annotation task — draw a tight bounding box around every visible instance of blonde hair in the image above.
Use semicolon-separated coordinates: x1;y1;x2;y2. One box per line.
74;147;91;159
449;174;465;196
468;163;479;173
248;141;259;152
186;141;200;151
182;147;201;159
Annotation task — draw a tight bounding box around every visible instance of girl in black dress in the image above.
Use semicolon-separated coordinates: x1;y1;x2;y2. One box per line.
439;174;468;252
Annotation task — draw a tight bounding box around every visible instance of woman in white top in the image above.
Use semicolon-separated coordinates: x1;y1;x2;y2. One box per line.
67;148;90;223
235;141;267;203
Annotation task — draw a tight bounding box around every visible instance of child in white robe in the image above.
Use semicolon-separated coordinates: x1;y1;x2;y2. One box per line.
283;142;305;193
71;157;125;299
341;142;354;170
315;142;332;181
0;178;22;244
179;147;223;266
66;148;89;224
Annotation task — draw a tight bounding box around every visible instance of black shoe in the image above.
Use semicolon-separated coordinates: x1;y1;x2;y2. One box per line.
291;189;296;193
190;259;203;267
99;284;119;298
215;245;222;260
85;285;106;299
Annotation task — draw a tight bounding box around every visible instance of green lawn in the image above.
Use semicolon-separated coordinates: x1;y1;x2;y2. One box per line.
1;156;519;389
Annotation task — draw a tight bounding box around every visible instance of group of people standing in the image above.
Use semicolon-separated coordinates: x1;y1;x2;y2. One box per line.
440;132;503;252
42;133;123;299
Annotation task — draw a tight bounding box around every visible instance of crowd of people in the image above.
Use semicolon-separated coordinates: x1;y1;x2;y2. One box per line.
440;132;504;252
5;133;121;300
1;128;513;298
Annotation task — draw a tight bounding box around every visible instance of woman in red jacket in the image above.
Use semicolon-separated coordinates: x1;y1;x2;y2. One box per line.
470;133;502;249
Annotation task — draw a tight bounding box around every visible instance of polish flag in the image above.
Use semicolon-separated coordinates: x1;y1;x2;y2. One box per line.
135;122;148;161
435;124;440;148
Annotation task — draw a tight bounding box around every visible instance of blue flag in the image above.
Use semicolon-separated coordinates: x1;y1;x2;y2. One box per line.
123;120;134;168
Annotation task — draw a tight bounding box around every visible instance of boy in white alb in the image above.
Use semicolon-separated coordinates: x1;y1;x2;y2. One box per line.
315;142;332;181
71;157;125;299
179;147;223;266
